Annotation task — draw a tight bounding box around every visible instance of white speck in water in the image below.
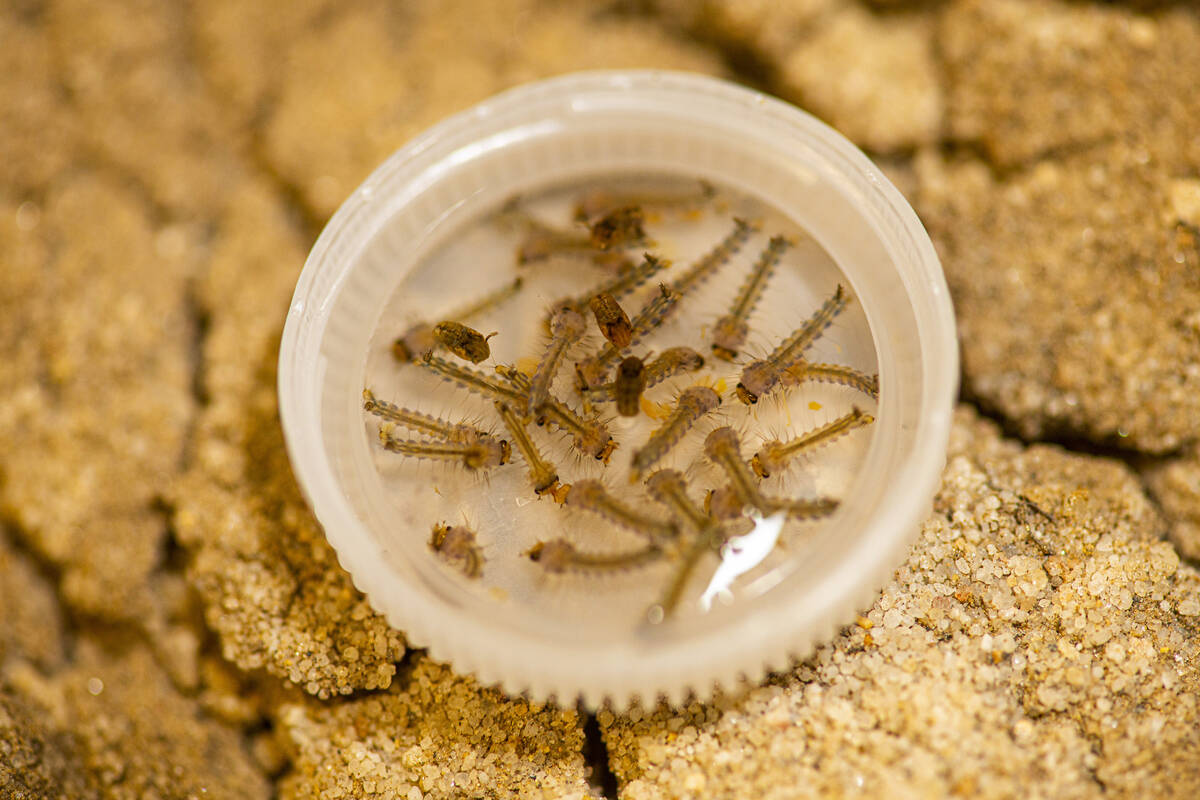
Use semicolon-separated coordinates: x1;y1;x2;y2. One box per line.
699;511;786;612
86;677;104;696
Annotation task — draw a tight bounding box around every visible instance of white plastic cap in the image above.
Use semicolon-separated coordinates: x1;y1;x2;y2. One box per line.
278;71;957;707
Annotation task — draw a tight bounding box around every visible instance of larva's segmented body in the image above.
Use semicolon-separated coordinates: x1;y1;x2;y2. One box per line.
576;283;678;389
573;180;716;223
494;401;560;497
711;235;791;361
704;427;774;514
567;479;678;543
362;389;485;443
379;427;509;470
735;284;848;404
643;347;706;389
752;407;875;478
669;217;757;299
644;470;729;618
781;362;879;399
529;307;586;412
430;523;483;579
645;470;710;532
420;353;527;410
630;386;721;478
529;539;662;574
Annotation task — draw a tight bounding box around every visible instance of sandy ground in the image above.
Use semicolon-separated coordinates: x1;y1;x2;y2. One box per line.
2;0;1199;797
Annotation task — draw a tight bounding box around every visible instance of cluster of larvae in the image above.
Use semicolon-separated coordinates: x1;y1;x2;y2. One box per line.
365;181;878;622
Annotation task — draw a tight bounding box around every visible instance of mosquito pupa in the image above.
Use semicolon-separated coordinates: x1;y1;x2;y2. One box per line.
589;292;633;349
494;401;560;497
430;523;483;579
735;284;848;404
391;277;522;362
529;539;662;575
669;217;757;300
704;427;775;514
379;427;509;470
529;307;587;413
780;362;879;400
363;388;493;444
751;407;875;478
580;346;704;409
575;283;678;389
711;235;792;361
497;364;615;462
613;356;646;417
433;321;497;364
573;180;716;223
588;206;647;251
420;353;527;411
566;479;678;543
630;385;721;478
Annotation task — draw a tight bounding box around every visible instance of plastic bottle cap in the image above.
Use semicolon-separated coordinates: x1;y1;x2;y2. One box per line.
278;71;958;707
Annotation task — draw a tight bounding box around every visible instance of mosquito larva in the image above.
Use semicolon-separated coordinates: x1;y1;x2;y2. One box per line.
362;388;490;443
652;523;725;620
612;357;646;417
735;284;848;404
573;180;716;223
430;523;484;579
433;321;497;364
566;479;678;543
781;362;879;399
452;275;524;320
529;306;587;413
379;427;509;470
645;469;711;532
420;353;527;410
391;277;522;363
514;216;595;264
711;235;792;361
704;427;775;514
588;206;647;251
751;407;875;478
644;347;706;389
529;539;663;574
630;385;721;478
496;365;616;462
589;292;633;349
775;496;840;521
575;283;679;389
669;216;757;300
494;401;560;497
541;401;617;463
